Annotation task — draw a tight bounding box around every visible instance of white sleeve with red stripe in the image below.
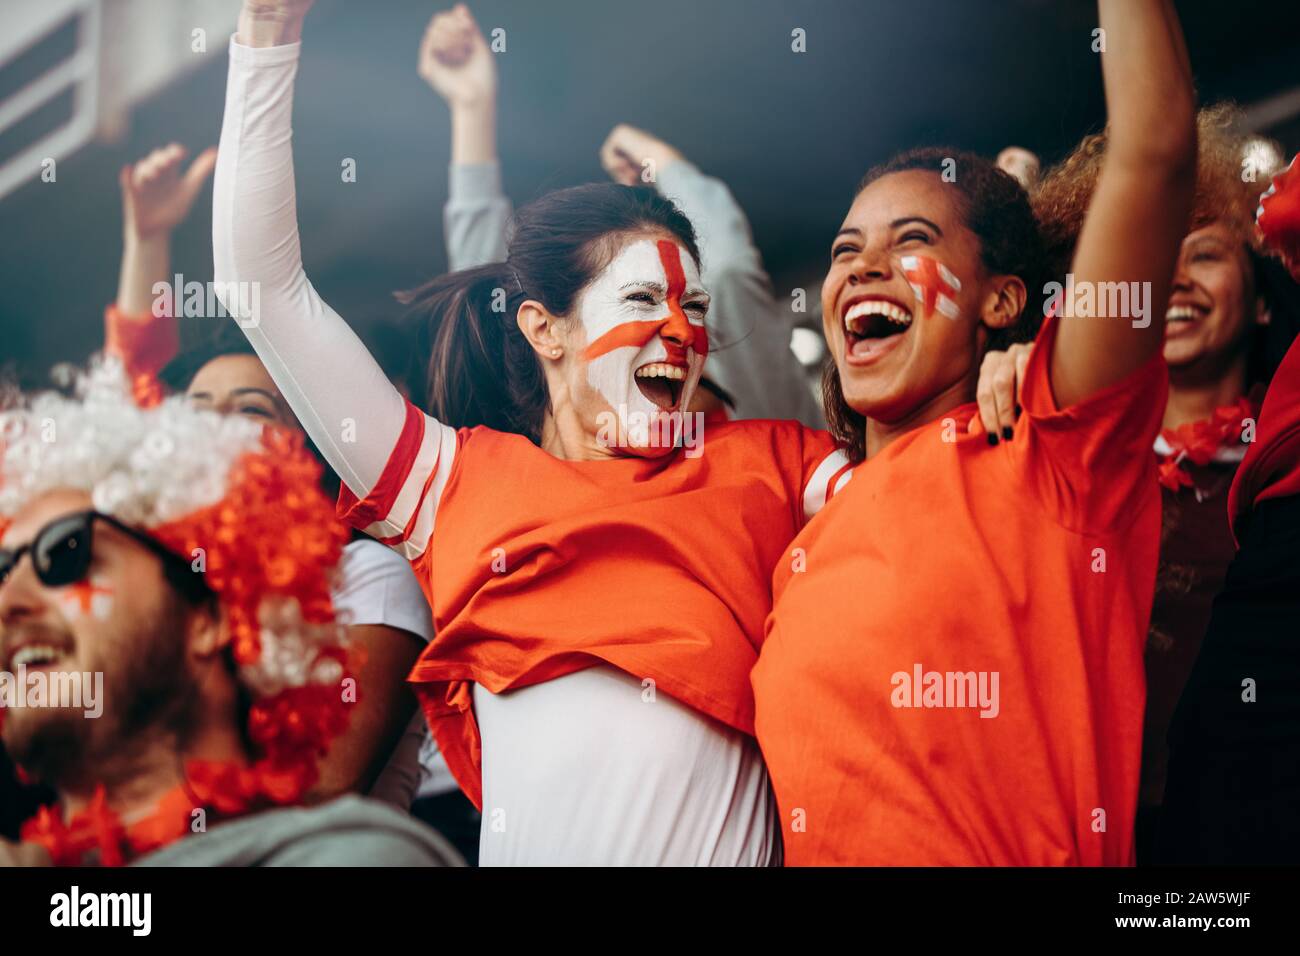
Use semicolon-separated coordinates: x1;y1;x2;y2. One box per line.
801;448;854;522
343;404;458;562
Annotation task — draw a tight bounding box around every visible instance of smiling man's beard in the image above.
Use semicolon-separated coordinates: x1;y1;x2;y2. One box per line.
1;621;84;779
4;592;203;791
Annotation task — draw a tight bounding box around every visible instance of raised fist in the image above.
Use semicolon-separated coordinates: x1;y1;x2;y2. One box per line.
419;4;497;110
599;125;684;187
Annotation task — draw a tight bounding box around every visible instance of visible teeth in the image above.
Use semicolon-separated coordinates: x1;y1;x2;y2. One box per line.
11;645;64;669
635;363;686;380
844;300;913;333
1166;305;1198;322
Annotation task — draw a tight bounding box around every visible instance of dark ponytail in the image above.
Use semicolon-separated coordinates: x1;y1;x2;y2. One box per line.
398;263;545;437
398;183;700;443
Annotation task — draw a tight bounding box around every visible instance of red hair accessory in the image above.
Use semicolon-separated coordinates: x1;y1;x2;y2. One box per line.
1257;154;1300;281
3;364;355;865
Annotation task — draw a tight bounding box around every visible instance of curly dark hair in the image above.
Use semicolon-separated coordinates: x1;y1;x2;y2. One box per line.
823;147;1051;461
1033;104;1297;386
1033;105;1266;280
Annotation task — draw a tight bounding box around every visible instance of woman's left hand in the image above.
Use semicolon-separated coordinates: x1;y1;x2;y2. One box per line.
972;342;1033;441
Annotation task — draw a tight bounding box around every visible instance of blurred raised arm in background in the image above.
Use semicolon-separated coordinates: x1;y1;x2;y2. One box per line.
421;3;822;426
420;3;510;271
107;144;216;395
600;124;823;426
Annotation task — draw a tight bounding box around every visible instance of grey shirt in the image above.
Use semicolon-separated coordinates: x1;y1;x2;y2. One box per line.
132;795;463;867
443;160;824;428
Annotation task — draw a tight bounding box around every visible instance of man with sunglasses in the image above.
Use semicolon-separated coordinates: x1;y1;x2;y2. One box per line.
0;364;460;866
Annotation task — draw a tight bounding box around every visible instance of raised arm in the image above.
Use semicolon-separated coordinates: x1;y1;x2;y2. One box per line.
1050;0;1196;408
420;4;511;270
115;143;216;317
107;144;216;389
600;124;822;425
214;1;416;498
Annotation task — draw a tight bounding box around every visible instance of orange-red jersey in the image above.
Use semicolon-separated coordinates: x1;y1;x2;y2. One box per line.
338;404;850;808
754;314;1168;866
1230;333;1300;539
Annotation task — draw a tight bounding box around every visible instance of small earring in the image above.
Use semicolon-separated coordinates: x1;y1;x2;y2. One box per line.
551;348;562;358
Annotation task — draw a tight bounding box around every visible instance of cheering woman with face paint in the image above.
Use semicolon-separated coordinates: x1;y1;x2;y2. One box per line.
753;0;1197;865
214;0;852;865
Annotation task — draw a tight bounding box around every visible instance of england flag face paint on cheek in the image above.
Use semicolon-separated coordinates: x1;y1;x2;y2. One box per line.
58;576;114;621
900;254;963;320
574;238;709;448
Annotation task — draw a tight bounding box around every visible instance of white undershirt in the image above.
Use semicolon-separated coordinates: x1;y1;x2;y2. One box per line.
473;666;779;866
330;540;458;804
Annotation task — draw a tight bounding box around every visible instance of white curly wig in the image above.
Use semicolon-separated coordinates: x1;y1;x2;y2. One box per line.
0;358;262;527
0;358;351;701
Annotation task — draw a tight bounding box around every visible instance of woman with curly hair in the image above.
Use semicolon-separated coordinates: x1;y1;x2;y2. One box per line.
753;0;1197;865
1033;105;1298;861
1160;153;1300;863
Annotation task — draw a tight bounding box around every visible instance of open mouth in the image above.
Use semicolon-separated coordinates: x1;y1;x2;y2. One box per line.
634;361;686;410
1165;304;1204;324
843;298;913;359
6;641;72;672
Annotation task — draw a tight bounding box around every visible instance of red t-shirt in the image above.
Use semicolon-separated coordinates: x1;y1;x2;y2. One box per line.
1233;152;1300;533
753;314;1168;865
338;406;849;808
1229;333;1300;539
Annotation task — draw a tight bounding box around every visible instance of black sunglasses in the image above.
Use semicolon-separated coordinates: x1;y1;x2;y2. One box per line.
0;510;208;599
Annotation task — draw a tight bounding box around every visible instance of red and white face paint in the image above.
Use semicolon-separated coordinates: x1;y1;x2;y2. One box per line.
900;254;962;320
57;575;114;622
576;238;709;450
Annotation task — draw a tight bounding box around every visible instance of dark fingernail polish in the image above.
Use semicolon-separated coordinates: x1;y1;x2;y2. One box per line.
987;432;999;446
1002;426;1014;441
1015;403;1022;417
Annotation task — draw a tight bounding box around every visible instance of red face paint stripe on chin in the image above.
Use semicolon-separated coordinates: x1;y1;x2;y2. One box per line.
580;242;710;362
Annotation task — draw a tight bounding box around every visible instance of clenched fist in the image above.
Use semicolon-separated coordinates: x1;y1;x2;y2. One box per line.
419;4;497;110
599;125;684;187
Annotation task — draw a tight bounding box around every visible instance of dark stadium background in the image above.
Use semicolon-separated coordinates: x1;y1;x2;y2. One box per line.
3;0;1299;380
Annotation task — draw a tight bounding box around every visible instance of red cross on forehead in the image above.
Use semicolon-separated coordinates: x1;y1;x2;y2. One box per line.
656;240;693;354
658;239;687;300
580;241;710;361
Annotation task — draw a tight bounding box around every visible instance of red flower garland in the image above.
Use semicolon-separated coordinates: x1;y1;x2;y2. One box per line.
1157;395;1256;492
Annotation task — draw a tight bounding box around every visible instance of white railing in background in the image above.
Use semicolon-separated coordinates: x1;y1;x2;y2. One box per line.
0;0;234;202
0;0;99;202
